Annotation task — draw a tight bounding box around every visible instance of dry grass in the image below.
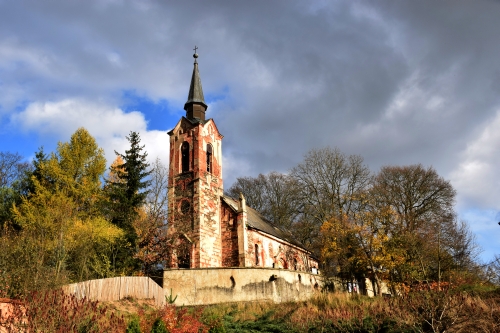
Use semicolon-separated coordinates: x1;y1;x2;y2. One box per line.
3;288;499;332
202;289;500;332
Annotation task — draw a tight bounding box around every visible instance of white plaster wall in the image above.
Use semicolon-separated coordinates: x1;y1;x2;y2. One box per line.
163;267;322;306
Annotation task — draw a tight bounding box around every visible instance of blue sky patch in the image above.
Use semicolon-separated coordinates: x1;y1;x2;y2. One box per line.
120;90;177;131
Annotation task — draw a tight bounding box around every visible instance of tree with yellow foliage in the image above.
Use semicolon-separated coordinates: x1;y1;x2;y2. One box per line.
12;128;123;286
321;199;399;296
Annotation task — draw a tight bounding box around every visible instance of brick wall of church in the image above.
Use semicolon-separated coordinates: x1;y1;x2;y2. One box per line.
167;119;224;268
196;173;222;267
195;121;223;267
220;201;240;267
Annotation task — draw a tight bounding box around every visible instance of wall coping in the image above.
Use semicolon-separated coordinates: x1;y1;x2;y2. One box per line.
164;267;321;275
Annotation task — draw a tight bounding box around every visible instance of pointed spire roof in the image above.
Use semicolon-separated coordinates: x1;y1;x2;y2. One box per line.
184;48;207;118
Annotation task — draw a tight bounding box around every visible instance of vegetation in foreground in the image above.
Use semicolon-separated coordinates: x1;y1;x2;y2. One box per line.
1;128;500;332
2;287;500;332
1;129;499;301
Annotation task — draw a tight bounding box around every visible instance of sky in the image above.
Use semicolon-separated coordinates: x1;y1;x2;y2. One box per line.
1;0;499;262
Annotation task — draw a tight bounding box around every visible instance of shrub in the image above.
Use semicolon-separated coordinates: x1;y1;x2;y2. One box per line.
126;317;142;333
150;317;168;333
1;289;125;333
132;303;208;333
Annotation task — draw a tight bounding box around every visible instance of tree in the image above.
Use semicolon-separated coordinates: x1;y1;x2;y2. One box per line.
226;172;301;229
106;131;152;274
134;158;170;276
370;164;458;285
0;152;31;227
107;132;152;237
144;157;169;227
11;128;122;286
0;152;29;188
226;175;267;213
290;147;371;257
291;147;371;225
321;195;403;295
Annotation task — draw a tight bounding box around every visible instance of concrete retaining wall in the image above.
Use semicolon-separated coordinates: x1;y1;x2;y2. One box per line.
163;267;322;306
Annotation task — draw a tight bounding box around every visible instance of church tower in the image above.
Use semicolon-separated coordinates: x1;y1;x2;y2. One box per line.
167;50;224;268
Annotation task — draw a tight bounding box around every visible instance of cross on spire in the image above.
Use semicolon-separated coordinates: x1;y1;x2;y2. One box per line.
193;45;199;63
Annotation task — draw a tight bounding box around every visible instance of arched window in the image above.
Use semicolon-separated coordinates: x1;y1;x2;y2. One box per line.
255;244;259;266
206;144;213;173
181;142;189;173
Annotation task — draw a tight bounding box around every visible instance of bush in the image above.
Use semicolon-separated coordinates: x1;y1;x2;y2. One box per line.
1;289;125;333
151;318;168;333
126;317;142;333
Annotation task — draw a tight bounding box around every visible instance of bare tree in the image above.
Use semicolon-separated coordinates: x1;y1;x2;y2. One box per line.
226;172;301;229
145;157;169;226
289;147;371;257
443;219;481;273
0;152;29;188
485;255;500;286
291;147;371;225
370;164;459;284
226;174;267;213
0;152;32;227
371;164;456;234
134;158;170;276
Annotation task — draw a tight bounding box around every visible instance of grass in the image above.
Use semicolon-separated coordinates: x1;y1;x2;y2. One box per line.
3;288;499;332
199;289;500;333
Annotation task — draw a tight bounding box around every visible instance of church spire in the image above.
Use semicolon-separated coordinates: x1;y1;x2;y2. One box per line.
184;46;208;121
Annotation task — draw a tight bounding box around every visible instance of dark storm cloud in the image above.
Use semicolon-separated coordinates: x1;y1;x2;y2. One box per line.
2;1;500;249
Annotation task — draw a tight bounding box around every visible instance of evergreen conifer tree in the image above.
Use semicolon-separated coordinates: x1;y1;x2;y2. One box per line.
106;131;152;273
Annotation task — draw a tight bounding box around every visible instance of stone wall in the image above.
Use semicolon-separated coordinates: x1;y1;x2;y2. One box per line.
163;267;322;306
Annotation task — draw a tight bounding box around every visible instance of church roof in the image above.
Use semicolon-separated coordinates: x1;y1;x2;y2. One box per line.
184;53;207;111
221;195;309;252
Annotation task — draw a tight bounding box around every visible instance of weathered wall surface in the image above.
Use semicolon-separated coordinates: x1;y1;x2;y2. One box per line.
220;201;240;267
246;229;319;271
163;268;322;306
167;119;224;268
63;277;164;307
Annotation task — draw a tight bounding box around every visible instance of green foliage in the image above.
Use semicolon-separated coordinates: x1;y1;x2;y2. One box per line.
223;309;291;332
150;318;168;333
106;131;152;274
108;131;151;232
6;128;122;291
126;317;142;333
203;312;226;333
166;288;177;304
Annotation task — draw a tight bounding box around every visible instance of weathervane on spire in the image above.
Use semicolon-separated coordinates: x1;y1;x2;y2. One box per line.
193;45;199;63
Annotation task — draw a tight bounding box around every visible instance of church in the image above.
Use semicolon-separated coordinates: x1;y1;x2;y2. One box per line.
166;51;319;273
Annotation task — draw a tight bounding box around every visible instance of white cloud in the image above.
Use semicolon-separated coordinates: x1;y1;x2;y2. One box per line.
10;99;170;168
450;109;500;210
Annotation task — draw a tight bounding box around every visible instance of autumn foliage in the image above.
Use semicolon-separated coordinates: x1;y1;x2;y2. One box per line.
0;289;125;332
